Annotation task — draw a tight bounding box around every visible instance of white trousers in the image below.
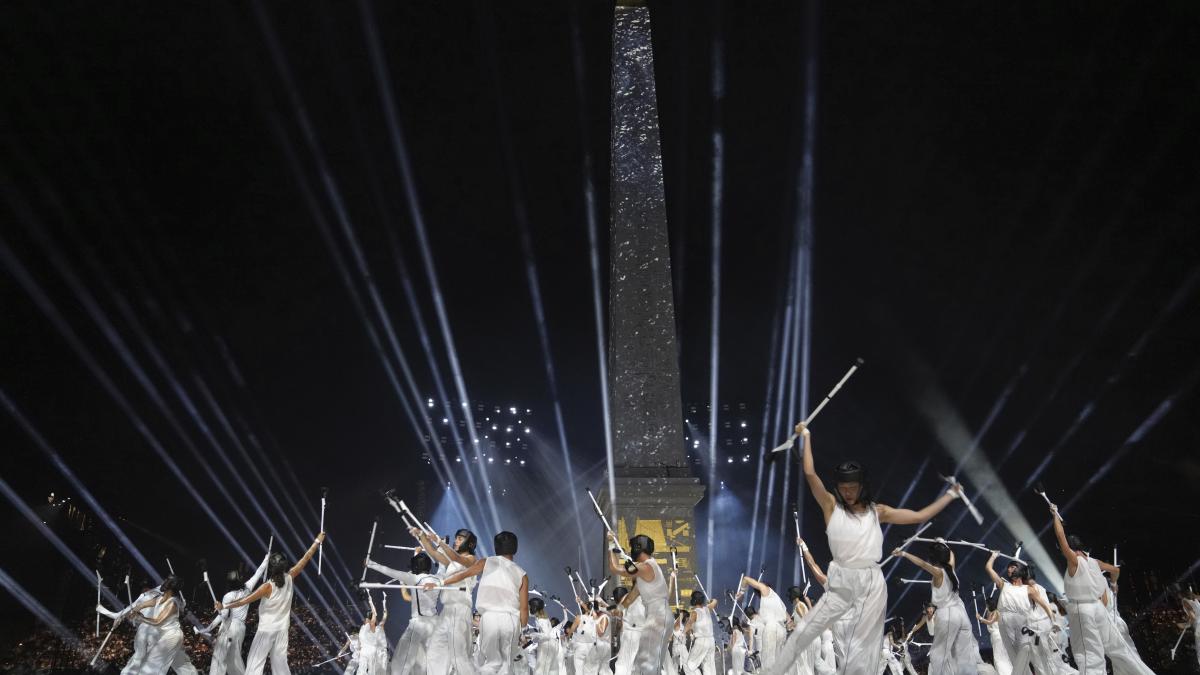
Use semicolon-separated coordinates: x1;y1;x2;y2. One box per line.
757;624;787;673
479;611;521;675
390;616;437;675
430;604;477;675
123;624;159;675
684;637;716;675
731;644;747;675
138;626;198;675
1068;601;1154;675
616;628;643;675
210;620;247;675
998;613;1034;675
768;564;886;675
345;657;360;675
536;637;561;675
671;638;689;675
928;605;976;675
633;604;672;675
244;628;290;675
986;624;1012;675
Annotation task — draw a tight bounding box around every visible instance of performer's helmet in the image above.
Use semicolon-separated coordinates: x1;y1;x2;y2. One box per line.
744;606;758;619
455;528;478;555
690;590;707;606
528;596;546;614
629;534;655;559
225;569;245;592
677;609;690;622
160;575;182;594
786;586;805;603
410;552;433;574
834;461;866;483
494;531;519;556
613;586;629;604
550;617;561;628
1065;535;1087;553
1005;561;1029;582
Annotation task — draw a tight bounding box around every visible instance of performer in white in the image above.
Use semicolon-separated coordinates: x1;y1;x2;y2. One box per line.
737;576;788;672
877;628;902;675
729;617;750;675
200;552;271;675
571;599;602;675
433;531;529;675
530;595;562;675
126;575;198;675
892;542;975;675
667;610;689;675
1049;506;1153;675
217;532;324;675
612;585;646;675
977;598;1013;675
343;631;362;675
365;551;441;675
783;586;820;675
684;591;719;675
1025;569;1075;675
415;527;479;675
358;597;381;675
609;534;674;675
97;580;164;675
768;423;961;675
983;554;1055;675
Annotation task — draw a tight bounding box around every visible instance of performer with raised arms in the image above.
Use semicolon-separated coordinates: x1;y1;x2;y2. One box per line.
767;423;961;675
736;576;789;672
201;551;271;675
892;542;975;675
365;551;441;675
683;590;718;675
217;532;325;675
977;598;1013;675
416;526;479;675
432;531;529;675
1049;505;1153;675
609;533;673;675
983;554;1054;675
125;575;198;675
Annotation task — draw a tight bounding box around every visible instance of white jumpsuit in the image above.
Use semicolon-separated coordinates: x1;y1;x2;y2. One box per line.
244;575;295;675
985;615;1012;675
1105;585;1138;655
345;634;361;675
574;614;600;675
615;597;647;675
730;630;748;675
927;575;975;675
633;559;673;675
1063;556;1153;675
476;555;528;675
1025;585;1074;675
756;591;789;673
115;589;162;675
359;623;380;675
684;607;717;675
995;583;1034;675
137;595;198;675
769;505;886;675
595;612;613;674
667;624;689;675
365;561;441;675
534;617;561;675
876;638;901;675
208;556;269;675
429;559;478;675
1187;598;1200;669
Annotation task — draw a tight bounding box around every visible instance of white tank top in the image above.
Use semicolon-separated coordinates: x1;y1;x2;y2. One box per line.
826;504;882;567
1063;556;1104;602
931;571;960;609
358;624;377;656
476;556;525;615
258;575;294;632
692;606;713;638
638;559;668;603
758;590;789;624
997;583;1029;617
1027;585;1052;625
443;559;476;606
599;613;612;640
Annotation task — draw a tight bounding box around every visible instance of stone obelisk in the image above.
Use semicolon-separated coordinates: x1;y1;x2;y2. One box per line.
601;0;704;603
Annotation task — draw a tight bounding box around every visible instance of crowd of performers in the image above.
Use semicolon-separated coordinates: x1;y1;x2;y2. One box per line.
92;424;1199;675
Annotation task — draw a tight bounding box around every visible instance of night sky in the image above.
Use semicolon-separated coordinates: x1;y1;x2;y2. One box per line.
2;0;1199;644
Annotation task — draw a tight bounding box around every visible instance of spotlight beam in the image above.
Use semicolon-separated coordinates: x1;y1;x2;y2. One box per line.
355;0;502;533
705;6;725;591
745;309;783;573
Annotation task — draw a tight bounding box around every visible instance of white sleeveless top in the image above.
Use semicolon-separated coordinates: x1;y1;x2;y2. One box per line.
258;575;294;632
222;588;252;623
577;614;597;644
443;559;476;606
638;559;668;603
1063;555;1104;603
997;583;1029;617
692;606;713;638
758;590;790;625
476;556;525;615
931;571;960;609
1027;585;1052;625
826;504;882;567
